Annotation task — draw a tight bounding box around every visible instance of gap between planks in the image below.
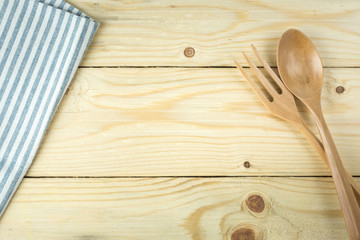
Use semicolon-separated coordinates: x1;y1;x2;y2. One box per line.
78;66;360;69
24;175;360;178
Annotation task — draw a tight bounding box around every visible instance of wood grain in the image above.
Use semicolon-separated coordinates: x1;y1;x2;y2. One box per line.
66;0;360;67
27;68;360;176
0;177;355;240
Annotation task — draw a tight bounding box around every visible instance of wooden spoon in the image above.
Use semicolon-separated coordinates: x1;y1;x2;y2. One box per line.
277;29;360;240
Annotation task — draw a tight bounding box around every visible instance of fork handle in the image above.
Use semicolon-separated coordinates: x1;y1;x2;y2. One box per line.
310;105;360;240
295;121;360;202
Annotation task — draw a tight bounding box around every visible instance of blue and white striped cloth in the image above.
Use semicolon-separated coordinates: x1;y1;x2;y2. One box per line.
0;0;99;217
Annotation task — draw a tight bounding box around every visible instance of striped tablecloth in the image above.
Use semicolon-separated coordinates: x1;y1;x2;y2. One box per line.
0;0;99;217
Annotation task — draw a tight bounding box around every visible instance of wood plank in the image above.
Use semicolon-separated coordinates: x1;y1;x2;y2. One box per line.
67;0;360;66
0;177;353;240
28;68;360;176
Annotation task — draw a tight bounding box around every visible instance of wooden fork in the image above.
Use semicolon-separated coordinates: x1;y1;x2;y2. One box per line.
234;45;360;198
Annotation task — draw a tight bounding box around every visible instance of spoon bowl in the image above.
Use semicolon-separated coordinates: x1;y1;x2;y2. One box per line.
277;29;323;100
277;28;360;239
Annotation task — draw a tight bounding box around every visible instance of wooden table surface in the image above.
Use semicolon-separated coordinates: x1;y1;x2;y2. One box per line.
1;0;360;239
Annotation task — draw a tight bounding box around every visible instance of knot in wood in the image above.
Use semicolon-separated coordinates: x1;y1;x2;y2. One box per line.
246;194;265;213
184;47;195;58
243;161;250;168
231;228;255;240
336;86;345;94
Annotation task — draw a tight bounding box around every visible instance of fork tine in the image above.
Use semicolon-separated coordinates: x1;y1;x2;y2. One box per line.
251;45;284;92
234;60;272;106
242;52;279;97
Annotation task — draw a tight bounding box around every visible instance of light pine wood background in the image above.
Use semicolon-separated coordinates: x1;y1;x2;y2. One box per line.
1;0;360;239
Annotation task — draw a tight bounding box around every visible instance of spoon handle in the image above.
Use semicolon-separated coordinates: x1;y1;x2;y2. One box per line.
295;121;360;200
310;105;360;240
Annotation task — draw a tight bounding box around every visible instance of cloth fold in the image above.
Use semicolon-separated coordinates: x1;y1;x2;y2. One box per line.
0;0;99;217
